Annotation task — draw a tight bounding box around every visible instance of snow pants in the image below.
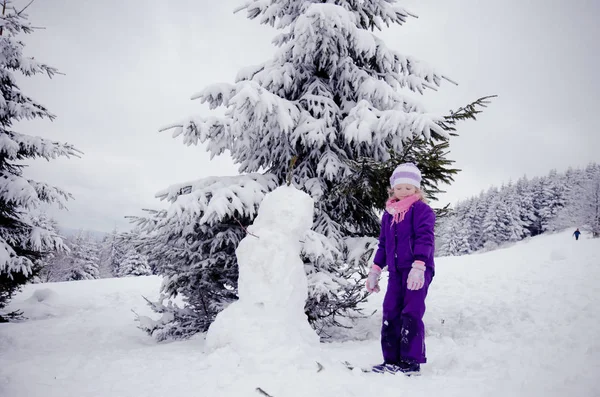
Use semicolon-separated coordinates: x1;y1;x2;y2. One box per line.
381;268;433;364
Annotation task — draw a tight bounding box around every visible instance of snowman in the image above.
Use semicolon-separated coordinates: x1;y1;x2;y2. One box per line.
205;185;320;367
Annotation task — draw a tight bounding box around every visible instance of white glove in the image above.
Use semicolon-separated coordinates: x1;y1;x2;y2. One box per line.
407;262;426;291
366;264;382;293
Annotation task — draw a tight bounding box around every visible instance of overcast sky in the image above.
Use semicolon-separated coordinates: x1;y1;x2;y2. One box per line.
16;0;600;233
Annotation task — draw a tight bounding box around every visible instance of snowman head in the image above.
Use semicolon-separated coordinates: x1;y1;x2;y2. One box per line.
254;186;314;235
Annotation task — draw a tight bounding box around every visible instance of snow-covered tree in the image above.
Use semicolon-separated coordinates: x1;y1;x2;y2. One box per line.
438;164;599;256
98;228;128;277
553;163;600;238
528;174;566;236
514;176;534;238
0;2;79;321
480;188;502;249
33;212;70;282
35;248;69;282
500;184;528;242
141;0;491;339
67;232;99;281
437;212;471;256
117;248;151;277
473;191;493;250
581;165;600;237
132;174;278;341
479;184;526;247
539;170;567;232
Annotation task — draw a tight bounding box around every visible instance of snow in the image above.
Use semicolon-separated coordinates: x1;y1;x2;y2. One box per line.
1;230;599;397
154;174;278;226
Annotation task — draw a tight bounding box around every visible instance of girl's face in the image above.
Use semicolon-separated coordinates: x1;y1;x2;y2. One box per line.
393;183;417;200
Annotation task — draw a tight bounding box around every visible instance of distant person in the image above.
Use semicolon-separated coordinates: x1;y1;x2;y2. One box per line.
573;228;581;241
365;163;435;376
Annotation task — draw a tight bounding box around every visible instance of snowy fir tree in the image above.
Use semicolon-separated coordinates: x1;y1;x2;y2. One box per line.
36;247;70;282
0;2;79;321
117;248;151;277
553;163;600;238
501;184;528;242
339;96;493;219
537;170;567;233
66;232;100;281
436;211;470;256
137;0;492;340
132;175;279;340
97;234;114;278
514;176;535;239
436;163;599;257
99;228;128;277
528;175;565;236
580;164;600;237
31;212;70;282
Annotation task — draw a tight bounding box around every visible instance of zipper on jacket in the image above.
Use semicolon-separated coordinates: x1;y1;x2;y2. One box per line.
394;223;398;271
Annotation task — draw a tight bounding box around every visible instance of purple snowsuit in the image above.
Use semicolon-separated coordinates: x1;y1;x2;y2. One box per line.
373;200;436;364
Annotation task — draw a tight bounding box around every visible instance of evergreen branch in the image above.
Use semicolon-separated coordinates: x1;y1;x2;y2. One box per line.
233;2;251;14
442;75;459;86
437;95;497;136
0;0;6;37
16;0;35;16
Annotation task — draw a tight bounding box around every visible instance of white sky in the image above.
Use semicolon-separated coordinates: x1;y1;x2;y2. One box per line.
15;0;600;233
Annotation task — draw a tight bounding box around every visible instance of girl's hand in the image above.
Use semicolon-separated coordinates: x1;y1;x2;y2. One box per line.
366;264;382;293
407;262;426;290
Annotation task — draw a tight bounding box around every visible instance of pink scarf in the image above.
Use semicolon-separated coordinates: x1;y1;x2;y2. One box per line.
385;193;421;225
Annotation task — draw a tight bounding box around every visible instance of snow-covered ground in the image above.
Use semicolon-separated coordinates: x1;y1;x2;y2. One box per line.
1;229;598;397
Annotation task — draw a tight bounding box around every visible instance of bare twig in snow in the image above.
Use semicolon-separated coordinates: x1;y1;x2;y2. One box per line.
233;215;259;239
256;387;274;397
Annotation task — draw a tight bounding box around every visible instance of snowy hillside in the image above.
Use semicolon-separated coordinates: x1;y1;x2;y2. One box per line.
1;230;598;397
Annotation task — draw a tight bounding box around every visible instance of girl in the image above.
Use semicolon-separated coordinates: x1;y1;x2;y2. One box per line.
366;162;436;375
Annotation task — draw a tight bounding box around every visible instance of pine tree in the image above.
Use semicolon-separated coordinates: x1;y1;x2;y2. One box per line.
36;248;69;282
342;96;494;220
540;170;567;232
32;212;70;282
443;164;598;254
481;187;505;249
132;174;278;341
67;233;99;281
437;212;471;256
144;0;492;339
100;228;127;277
557;163;600;238
0;2;79;321
97;234;113;278
514;176;534;238
500;183;528;242
529;175;565;236
462;196;483;251
117;248;151;277
582;164;600;237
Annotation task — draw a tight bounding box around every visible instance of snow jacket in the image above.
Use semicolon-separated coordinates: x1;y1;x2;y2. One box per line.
373;200;436;274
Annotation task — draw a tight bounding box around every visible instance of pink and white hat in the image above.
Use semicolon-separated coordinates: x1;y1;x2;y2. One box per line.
390;163;421;189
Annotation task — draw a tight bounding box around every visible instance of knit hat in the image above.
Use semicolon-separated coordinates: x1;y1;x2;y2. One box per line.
389;163;421;189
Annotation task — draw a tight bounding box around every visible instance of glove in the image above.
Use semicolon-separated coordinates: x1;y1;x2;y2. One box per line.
407;262;426;291
366;264;382;293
